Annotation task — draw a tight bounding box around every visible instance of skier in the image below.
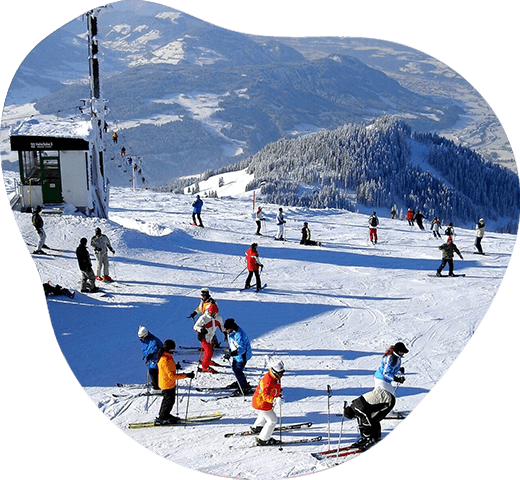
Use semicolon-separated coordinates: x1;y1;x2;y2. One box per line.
155;339;195;426
436;236;464;276
406;208;415;226
188;288;222;348
475;218;485;254
368;211;379;244
137;325;163;390
75;237;98;293
223;318;253;396
251;359;285;446
444;222;455;238
275;207;286;241
244;243;263;291
430;217;442;239
414;211;425;230
192;194;204;227
31;205;46;254
193;302;223;373
300;222;321;246
343;342;408;451
112;132;118;144
255;206;265;235
390;204;398;219
90;227;116;281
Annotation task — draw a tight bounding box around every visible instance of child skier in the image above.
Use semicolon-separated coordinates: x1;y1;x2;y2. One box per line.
251;359;285;446
343;342;408;451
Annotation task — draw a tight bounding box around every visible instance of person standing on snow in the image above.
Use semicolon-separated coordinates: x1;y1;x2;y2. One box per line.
192;195;204;227
193;303;223;373
414;211;425;230
406;208;415;226
436;236;463;276
391;204;398;219
251;359;285;446
275;207;286;241
31;205;47;254
90;227;115;281
223;318;253;396
255;206;265;235
137;325;163;390
155;339;195;426
188;288;222;348
475;218;485;254
368;211;379;244
430;217;442;239
75;237;98;293
244;243;263;291
444;222;455;239
343;342;408;451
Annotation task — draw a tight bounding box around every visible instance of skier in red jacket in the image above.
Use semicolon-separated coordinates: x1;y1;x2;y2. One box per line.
244;243;263;291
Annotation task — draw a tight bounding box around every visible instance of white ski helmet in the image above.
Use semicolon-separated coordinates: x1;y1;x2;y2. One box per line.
269;359;285;374
137;325;149;339
201;287;210;297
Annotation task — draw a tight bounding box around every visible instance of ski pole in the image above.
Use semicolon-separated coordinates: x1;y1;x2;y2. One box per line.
278;399;283;451
327;385;332;450
231;266;247;284
184;377;193;428
336;401;347;459
145;370;150;412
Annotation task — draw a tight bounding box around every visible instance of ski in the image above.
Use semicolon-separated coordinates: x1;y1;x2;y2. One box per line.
385;410;411;420
311;444;360;460
26;242;64;253
200;390;254;402
178;345;224;351
252;435;322;447
116;383;149;389
239;283;267;292
224;421;313;438
128;412;223;429
428;273;466;278
112;389;162;399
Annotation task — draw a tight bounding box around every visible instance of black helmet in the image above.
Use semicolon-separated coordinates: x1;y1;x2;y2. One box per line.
224;318;237;331
394;342;409;356
163;339;176;353
251;243;258;249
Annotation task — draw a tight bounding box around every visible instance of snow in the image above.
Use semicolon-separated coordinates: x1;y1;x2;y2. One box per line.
2;166;517;479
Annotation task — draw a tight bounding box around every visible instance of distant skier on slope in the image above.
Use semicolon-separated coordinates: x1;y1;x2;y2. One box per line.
300;222;321;246
251;359;285;446
255;206;265;235
223;318;253;396
368;211;379;244
475;218;485;254
90;227;116;281
192;195;204;227
430;217;442;239
275;207;286;241
391;204;398;219
414;211;425;230
137;325;163;390
444;222;455;239
244;243;263;291
343;342;408;451
436;236;464;276
406;208;415;226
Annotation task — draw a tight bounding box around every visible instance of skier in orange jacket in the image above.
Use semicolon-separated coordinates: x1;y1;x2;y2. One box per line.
251;359;285;446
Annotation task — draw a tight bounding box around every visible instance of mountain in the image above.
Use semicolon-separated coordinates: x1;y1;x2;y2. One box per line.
2;1;477;187
188;117;520;231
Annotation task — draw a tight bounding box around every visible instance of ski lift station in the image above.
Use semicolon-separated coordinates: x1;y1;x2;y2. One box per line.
9;115;109;217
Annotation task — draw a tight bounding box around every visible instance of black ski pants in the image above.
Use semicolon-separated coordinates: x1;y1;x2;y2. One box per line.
351;394;395;441
245;270;261;290
157;387;177;421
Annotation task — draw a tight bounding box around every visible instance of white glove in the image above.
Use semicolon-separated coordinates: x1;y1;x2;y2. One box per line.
273;396;284;408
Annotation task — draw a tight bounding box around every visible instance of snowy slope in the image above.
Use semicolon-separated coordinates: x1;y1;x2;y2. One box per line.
4;167;516;479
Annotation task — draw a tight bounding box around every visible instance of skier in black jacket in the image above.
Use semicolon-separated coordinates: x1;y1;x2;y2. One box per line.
31;205;46;254
76;238;98;292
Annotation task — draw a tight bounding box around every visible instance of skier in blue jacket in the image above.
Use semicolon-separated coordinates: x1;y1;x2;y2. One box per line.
223;318;253;396
137;325;163;390
192;195;204;227
343;342;408;451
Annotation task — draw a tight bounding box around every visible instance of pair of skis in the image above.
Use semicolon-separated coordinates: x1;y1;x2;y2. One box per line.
311;443;362;460
127;412;223;429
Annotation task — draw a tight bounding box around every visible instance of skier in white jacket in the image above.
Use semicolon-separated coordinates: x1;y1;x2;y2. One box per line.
90;227;115;281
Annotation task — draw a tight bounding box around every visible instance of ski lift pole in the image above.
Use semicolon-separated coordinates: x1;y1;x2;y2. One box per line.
327;385;332;449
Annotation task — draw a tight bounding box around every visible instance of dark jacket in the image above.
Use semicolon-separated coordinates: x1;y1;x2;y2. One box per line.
76;244;93;272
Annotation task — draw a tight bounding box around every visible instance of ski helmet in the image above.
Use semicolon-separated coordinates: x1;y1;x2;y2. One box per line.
223;318;237;331
269;359;285;374
251;243;258;249
80;237;88;245
137;325;148;339
35;205;42;212
201;287;210;297
163;339;176;353
393;342;409;356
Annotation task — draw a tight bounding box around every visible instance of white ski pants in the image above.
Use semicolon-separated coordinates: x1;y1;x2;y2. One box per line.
36;228;46;250
276;224;285;240
253;408;277;441
94;250;110;277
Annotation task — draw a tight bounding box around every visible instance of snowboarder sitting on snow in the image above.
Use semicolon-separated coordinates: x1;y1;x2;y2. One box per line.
192;195;204;227
42;281;74;299
300;222;321;246
251;359;285;446
138;325;163;390
436;236;463;277
343;342;408;451
223;318;253;396
244;243;263;291
155;339;195;426
31;205;47;254
475;218;485;254
76;238;98;293
193;302;223;373
90;227;115;282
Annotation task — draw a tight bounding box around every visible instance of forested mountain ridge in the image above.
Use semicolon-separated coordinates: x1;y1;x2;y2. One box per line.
202;117;519;231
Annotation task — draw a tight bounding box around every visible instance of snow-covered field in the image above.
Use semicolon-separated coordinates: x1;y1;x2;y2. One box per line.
2;167;518;479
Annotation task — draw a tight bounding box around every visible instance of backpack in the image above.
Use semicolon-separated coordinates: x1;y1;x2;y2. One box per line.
370;216;378;227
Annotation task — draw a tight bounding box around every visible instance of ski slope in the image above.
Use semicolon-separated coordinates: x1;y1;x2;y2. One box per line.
3;168;517;479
